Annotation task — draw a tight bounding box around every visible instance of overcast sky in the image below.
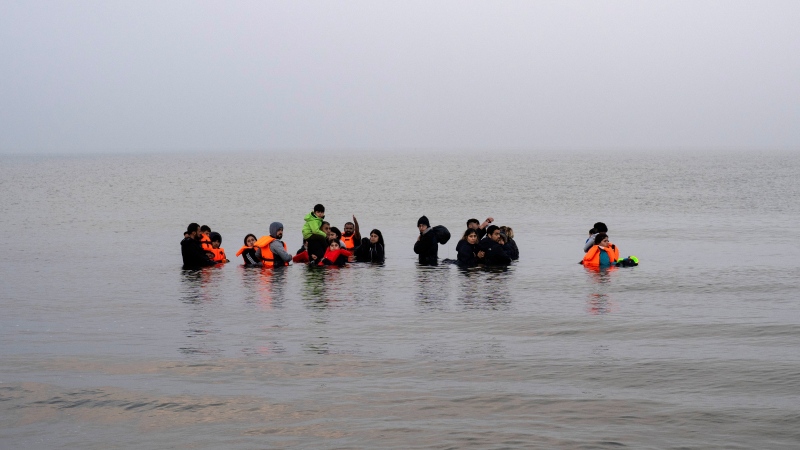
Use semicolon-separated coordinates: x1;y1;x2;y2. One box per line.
1;1;798;154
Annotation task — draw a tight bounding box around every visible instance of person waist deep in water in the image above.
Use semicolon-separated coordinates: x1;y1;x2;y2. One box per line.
582;232;619;267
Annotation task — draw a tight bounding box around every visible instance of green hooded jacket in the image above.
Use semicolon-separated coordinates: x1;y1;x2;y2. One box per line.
301;211;326;240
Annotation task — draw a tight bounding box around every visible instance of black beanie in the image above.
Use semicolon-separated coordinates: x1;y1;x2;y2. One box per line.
417;215;430;227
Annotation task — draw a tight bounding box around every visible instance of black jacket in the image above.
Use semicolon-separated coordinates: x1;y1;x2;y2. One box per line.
414;230;439;265
456;239;480;267
478;237;512;266
504;238;519;260
181;237;215;269
355;238;385;263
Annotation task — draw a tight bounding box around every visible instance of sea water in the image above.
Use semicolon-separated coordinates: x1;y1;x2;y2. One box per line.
1;150;799;449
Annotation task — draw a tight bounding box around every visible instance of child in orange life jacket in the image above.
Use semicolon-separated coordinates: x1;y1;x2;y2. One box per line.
206;232;229;263
236;233;262;266
199;225;213;252
318;239;352;267
582;232;619;268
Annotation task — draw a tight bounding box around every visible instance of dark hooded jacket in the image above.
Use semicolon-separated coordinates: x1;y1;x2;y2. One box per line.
414;228;439;265
504;238;519;261
181;236;215;269
478;237;512;266
455;239;481;267
355;230;385;263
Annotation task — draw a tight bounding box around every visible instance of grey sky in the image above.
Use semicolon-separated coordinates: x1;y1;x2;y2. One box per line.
1;1;798;153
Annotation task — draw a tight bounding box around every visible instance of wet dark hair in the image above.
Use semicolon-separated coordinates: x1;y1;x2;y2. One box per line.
593;222;608;233
200;225;211;233
322;221;330;228
187;223;200;233
486;225;500;236
327;238;340;247
589;228;596;235
462;228;478;240
329;226;341;239
466;218;480;227
345;222;354;227
243;233;257;245
314;204;325;213
209;232;221;243
594;233;609;245
369;228;384;241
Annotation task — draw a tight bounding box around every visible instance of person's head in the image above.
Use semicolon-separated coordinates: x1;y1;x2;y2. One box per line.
320;221;330;235
269;222;284;239
589;228;596;236
200;225;211;235
186;223;200;238
209;232;222;249
487;225;501;242
417;215;430;232
462;228;479;245
343;222;355;236
244;234;257;247
498;232;507;245
594;232;609;246
466;218;480;229
329;226;342;240
328;239;340;250
593;222;608;233
369;229;384;245
313;204;325;218
500;226;514;240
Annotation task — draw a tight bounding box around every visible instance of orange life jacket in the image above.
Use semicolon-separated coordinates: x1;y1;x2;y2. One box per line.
254;236;289;267
341;233;357;250
582;243;619;267
200;234;213;252
236;246;249;257
208;247;227;263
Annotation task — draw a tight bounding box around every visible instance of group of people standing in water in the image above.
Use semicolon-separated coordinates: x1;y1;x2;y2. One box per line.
180;204;385;270
415;216;520;267
180;204;633;270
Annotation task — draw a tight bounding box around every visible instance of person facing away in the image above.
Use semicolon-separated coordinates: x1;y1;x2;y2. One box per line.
318;239;352;266
582;232;619;268
355;229;385;263
584;222;608;253
499;226;519;260
236;233;262;266
207;232;229;263
302;204;328;262
467;217;494;240
456;228;485;267
181;222;216;270
255;222;293;267
478;225;512;266
341;216;361;251
414;215;439;266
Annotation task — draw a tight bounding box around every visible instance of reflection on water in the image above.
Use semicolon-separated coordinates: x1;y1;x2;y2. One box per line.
456;266;513;310
240;265;289;310
415;265;450;310
586;293;617;315
584;267;618;315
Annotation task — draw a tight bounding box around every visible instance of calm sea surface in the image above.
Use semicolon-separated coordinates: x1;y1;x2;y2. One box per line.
1;150;799;449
